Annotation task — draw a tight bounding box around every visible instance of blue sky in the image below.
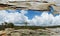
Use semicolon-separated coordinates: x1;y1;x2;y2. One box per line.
25;10;43;19
6;10;50;20
6;9;43;19
6;6;54;20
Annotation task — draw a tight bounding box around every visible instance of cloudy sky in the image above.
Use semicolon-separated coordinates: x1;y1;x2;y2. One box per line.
0;8;60;26
0;0;60;26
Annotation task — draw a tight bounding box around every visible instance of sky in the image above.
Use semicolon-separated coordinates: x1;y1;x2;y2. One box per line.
0;7;60;26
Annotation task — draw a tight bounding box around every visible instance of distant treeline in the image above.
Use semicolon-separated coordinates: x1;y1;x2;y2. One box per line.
14;25;60;30
0;22;60;30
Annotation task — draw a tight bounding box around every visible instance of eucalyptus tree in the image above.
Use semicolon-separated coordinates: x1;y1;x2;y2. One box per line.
2;22;14;28
19;21;29;28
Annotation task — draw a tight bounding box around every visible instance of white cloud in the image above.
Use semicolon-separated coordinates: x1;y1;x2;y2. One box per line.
0;10;28;24
0;10;60;26
28;12;60;26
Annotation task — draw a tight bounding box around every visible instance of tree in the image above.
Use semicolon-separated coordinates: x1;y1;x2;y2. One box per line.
8;23;14;28
19;21;29;28
3;22;14;28
1;23;5;30
4;22;8;28
4;22;7;24
24;22;28;26
24;22;29;29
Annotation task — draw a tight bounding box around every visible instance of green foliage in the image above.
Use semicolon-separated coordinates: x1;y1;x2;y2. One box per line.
1;22;14;28
14;26;45;30
6;22;14;28
24;22;28;26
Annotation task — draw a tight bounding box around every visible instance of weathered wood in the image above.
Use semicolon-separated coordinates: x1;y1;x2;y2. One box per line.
0;1;55;11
